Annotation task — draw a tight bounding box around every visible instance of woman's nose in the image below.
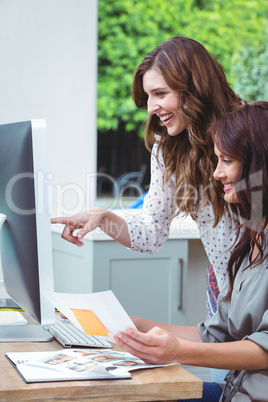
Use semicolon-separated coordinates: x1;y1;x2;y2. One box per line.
213;164;226;181
147;97;159;114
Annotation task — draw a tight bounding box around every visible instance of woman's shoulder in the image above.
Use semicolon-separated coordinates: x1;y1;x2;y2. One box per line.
151;137;166;172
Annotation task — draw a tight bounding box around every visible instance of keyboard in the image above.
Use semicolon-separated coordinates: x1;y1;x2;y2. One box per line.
45;316;112;348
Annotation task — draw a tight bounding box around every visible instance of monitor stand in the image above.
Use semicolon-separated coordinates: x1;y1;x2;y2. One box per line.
0;300;53;342
0;299;53;342
0;324;53;342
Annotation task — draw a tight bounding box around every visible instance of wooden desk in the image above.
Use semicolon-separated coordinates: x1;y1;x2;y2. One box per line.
0;337;202;401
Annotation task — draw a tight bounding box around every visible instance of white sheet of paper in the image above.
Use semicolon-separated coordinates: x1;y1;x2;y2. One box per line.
43;290;136;337
0;311;28;326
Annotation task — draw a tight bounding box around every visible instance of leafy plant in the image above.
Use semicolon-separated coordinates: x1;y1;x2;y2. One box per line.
231;45;268;102
97;0;268;136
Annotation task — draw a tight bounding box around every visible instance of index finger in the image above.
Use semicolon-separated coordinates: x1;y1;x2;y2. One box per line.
51;217;69;225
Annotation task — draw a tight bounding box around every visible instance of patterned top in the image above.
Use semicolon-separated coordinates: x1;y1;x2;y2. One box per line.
124;141;239;303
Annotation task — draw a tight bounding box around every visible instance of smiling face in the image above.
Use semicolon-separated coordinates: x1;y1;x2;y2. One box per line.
213;144;242;204
142;68;187;136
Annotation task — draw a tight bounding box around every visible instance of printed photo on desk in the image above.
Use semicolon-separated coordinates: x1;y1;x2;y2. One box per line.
5;348;175;383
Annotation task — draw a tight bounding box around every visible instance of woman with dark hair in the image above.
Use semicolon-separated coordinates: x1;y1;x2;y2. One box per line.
212;102;268;302
114;102;268;402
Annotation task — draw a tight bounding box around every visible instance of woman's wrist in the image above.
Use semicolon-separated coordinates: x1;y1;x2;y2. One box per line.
95;208;108;227
130;316;157;333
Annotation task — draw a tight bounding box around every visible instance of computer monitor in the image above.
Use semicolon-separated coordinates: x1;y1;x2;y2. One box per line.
0;120;55;341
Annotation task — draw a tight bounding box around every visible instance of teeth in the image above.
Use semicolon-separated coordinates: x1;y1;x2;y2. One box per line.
224;183;233;188
159;113;173;122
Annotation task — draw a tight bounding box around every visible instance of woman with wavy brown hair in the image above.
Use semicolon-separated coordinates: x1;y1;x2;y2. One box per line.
132;36;240;221
52;37;242;353
53;41;240;220
53;36;242;305
52;38;242;286
114;102;268;401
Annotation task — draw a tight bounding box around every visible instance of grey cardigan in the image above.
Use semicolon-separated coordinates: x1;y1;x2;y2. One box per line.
198;240;268;401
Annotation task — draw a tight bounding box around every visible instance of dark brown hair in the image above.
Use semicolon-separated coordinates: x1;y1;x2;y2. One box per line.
133;36;242;223
212;101;268;300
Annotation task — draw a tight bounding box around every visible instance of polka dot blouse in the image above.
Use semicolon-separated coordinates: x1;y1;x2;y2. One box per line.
124;141;239;292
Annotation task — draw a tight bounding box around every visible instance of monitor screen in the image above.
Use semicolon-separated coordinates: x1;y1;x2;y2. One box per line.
0;120;55;341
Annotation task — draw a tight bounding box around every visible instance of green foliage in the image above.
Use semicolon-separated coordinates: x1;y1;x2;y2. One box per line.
231;45;268;102
97;0;268;135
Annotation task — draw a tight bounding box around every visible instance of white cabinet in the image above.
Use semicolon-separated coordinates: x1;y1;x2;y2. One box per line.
52;230;208;326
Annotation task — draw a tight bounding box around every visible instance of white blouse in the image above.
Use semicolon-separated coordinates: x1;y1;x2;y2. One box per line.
124;141;239;292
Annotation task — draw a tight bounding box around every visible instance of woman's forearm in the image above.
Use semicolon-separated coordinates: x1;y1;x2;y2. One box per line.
131;316;202;342
99;210;131;247
180;339;268;370
114;324;268;370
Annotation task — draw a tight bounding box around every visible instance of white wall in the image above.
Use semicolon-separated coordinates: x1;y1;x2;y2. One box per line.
0;0;98;295
0;0;98;215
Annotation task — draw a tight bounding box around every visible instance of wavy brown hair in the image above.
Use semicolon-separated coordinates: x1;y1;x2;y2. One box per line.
211;102;268;300
133;36;242;224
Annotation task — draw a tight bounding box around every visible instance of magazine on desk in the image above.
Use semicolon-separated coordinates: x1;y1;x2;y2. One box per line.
5;348;172;383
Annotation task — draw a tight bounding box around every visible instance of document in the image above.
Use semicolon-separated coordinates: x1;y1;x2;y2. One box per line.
43;290;136;337
0;311;27;326
6;348;170;383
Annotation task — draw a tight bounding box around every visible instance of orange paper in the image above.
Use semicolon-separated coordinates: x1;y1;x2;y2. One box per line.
70;309;109;336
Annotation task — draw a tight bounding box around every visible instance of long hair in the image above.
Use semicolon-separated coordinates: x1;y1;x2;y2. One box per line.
211;101;268;300
133;36;242;224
